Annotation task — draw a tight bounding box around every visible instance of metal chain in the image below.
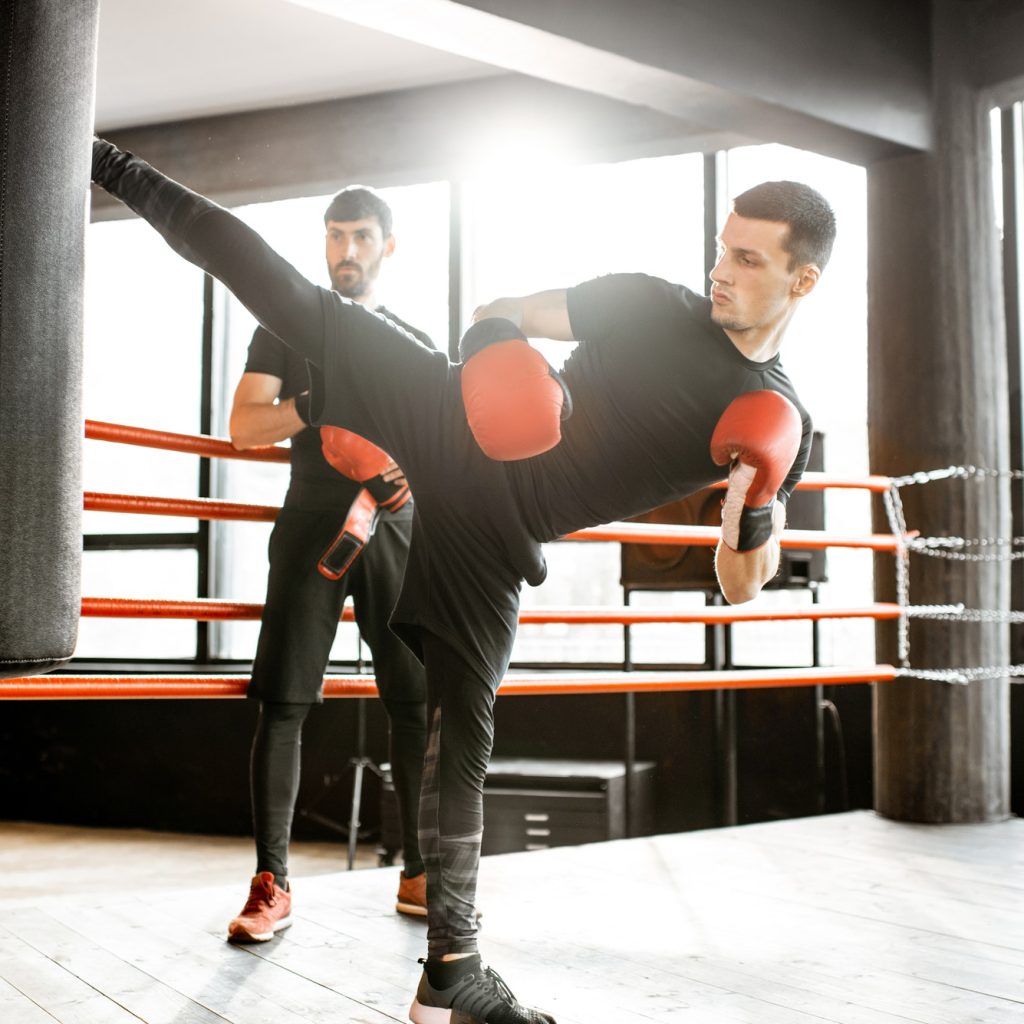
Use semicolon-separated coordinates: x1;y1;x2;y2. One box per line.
876;466;1024;679
910;536;1024;549
909;545;1024;563
890;464;1024;487
883;482;912;665
906;604;1024;623
896;665;1024;684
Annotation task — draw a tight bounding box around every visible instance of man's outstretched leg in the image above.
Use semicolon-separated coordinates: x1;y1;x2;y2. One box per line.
411;633;555;1024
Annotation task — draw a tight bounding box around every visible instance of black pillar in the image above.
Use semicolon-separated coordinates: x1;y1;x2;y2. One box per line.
868;0;1010;822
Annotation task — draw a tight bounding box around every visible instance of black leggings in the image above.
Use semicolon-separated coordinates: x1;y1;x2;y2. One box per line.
252;697;428;880
419;632;503;958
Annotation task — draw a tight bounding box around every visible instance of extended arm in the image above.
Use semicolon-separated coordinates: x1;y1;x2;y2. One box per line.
472;290;573;341
229;373;307;450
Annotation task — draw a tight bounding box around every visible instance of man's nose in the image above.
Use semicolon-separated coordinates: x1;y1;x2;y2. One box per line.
709;256;729;285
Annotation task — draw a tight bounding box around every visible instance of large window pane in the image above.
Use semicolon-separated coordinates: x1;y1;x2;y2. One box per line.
76;549;199;659
463;153;705;366
83;217;204;534
464;153;706;665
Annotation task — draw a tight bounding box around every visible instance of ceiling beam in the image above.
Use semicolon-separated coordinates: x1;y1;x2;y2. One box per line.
287;0;932;165
91;74;747;218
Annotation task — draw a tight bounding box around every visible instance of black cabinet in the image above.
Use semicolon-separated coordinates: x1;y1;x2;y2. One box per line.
482;758;655;855
381;757;655;860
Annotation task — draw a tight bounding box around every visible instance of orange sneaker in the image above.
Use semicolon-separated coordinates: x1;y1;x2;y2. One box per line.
396;872;482;920
396;870;428;917
227;872;292;943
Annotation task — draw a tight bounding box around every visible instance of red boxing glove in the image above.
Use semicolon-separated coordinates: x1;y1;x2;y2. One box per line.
459;318;572;461
317;489;379;580
710;390;802;552
320;427;410;512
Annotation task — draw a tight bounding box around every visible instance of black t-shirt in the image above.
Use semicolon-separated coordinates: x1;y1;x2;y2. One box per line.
511;273;813;541
244;306;434;510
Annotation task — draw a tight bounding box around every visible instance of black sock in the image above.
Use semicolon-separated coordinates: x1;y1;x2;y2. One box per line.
425;954;481;990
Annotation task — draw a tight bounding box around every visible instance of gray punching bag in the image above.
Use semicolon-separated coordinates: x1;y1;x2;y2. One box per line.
0;0;99;677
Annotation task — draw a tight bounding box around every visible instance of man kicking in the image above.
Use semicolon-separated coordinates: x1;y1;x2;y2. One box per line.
91;138;831;1024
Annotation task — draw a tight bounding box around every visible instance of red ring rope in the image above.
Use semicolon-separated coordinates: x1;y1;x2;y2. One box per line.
83;492;898;551
85;420;289;463
84;492;279;522
78;597;905;625
84;420;891;491
0;665;897;699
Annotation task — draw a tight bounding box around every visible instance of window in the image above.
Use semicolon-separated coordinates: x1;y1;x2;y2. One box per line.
462;153;707;665
80;217;206;659
79;145;870;673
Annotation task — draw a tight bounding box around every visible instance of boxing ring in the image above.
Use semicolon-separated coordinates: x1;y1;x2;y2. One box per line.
3;423;1022;1024
2;417;1016;698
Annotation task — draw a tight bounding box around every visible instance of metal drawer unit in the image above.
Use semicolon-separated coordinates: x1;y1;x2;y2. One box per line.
380;757;656;861
481;758;656;855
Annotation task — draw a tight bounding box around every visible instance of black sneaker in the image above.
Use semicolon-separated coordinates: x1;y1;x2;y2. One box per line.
409;962;556;1024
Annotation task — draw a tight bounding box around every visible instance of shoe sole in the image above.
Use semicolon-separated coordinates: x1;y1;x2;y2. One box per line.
409;998;466;1024
226;915;293;943
396;900;429;918
396;903;483;922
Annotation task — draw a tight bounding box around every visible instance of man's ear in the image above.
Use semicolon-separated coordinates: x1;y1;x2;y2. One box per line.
792;264;820;297
383;234;396;258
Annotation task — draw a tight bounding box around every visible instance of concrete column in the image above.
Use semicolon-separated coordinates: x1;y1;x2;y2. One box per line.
869;0;1010;822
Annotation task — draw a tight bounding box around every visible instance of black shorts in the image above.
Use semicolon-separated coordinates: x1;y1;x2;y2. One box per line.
249;501;425;704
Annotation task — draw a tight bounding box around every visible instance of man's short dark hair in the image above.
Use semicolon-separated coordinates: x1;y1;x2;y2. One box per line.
732;181;836;271
323;186;393;238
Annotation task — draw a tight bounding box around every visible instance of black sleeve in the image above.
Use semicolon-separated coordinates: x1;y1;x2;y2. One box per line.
243;326;288;379
92;139;327;369
777;408;814;506
376;308;437;351
565;273;678;343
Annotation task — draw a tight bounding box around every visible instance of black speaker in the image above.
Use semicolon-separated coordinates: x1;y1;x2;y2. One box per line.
621;431;826;590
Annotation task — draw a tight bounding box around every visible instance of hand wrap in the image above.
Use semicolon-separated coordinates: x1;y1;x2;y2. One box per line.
710;390;802;552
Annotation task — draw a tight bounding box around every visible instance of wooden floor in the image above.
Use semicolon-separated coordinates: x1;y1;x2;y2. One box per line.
2;811;1022;1024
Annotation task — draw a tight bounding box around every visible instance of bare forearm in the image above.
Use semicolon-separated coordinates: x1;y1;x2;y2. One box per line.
230;399;305;449
714;503;786;604
473;290;573;341
715;535;781;604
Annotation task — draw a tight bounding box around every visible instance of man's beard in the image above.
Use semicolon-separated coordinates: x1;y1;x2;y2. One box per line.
710;307;749;332
331;255;383;299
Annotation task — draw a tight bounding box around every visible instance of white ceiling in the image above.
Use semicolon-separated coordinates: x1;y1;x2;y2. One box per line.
94;0;500;131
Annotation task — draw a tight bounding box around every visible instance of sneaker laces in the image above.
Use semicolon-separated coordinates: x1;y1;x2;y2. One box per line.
481;967;516;1004
241;875;276;915
479;967;551;1024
